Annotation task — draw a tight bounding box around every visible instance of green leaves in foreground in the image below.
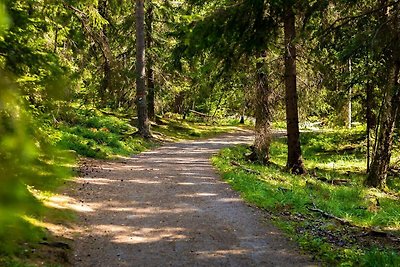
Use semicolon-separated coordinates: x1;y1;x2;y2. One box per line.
0;72;74;255
0;1;9;34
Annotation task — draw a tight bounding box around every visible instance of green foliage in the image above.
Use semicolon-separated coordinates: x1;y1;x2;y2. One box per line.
212;128;400;265
39;107;241;159
0;4;74;259
0;1;9;34
0;74;74;256
46;107;151;159
361;249;400;267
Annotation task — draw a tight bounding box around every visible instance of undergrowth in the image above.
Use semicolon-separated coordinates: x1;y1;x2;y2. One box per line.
42;106;241;159
212;127;400;266
1;104;242;266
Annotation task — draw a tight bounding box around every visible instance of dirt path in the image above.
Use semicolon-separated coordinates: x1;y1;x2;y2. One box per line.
68;130;315;266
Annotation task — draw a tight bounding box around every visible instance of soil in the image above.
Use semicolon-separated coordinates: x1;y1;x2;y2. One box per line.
64;130;316;266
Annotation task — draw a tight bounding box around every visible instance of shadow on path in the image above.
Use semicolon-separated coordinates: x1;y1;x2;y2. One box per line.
67;131;315;266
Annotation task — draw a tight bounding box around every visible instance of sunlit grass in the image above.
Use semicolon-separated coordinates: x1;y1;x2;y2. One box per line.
45;107;243;159
0;107;244;265
212;127;400;266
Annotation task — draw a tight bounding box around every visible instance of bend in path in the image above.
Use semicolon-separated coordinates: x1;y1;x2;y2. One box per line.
69;130;315;266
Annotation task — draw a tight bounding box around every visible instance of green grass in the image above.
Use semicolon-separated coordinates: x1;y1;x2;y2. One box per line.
43;107;243;159
1;105;244;266
0;149;75;267
212;127;400;266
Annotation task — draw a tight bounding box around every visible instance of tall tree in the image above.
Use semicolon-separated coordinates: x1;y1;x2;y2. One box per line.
366;1;400;189
176;1;279;163
135;0;151;138
254;51;274;164
283;4;305;174
146;2;155;120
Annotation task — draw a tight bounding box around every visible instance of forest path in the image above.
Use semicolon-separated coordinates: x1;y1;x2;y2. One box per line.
68;130;315;266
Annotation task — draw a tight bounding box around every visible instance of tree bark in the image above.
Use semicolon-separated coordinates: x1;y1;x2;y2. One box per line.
146;3;155;120
366;81;373;173
254;51;273;164
365;2;400;189
135;0;151;138
283;6;305;174
348;59;352;129
366;62;400;189
174;91;185;114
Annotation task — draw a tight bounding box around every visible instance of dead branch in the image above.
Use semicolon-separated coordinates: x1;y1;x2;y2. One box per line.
360;229;400;243
189;109;212;117
308;205;351;226
311;169;349;185
230;161;261;175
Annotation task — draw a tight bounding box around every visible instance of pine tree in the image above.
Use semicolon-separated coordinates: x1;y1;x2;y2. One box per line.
135;0;151;138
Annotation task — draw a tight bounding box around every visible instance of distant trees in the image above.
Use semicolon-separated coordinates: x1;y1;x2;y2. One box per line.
177;1;309;171
316;0;400;189
2;0;400;189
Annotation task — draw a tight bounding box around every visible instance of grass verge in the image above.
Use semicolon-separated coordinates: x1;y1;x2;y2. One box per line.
44;107;244;159
212;127;400;266
1;105;245;266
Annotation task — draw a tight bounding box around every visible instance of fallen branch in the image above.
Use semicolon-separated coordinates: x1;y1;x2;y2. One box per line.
308;204;400;243
230;161;261;175
307;205;351;226
189;109;212;118
311;169;349;185
360;230;400;243
315;176;350;185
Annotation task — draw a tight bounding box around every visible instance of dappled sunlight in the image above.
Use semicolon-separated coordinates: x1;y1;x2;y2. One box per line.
113;227;188;245
217;197;243;203
177;181;218;185
179;173;215;179
127;179;162;185
123;205;202;215
105;207;136;212
45;194;96;213
179;172;202;176
197;192;218;196
68;132;313;266
22;215;77;240
195;248;249;258
79;177;117;185
175;193;218;198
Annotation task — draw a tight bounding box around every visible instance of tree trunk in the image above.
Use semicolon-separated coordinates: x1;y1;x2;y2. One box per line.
366;81;373;173
348;59;352;129
254;51;273;164
365;3;400;189
146;3;155;120
283;6;305;174
135;0;151;138
174;91;185;114
366;62;400;189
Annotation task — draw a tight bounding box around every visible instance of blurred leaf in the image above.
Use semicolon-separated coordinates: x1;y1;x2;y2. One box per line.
0;1;9;35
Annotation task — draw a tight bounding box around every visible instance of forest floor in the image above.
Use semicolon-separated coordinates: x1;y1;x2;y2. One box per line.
52;129;316;266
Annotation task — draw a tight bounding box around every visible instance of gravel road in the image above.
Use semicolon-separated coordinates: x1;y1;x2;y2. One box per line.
69;130;316;266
